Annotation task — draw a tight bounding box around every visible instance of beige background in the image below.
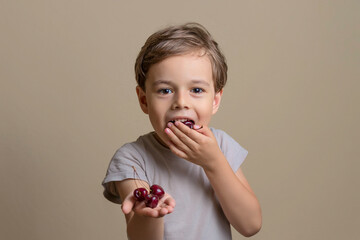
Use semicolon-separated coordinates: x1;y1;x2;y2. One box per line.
1;1;359;239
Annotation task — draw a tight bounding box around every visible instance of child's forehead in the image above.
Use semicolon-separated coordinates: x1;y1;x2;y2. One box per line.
148;53;213;78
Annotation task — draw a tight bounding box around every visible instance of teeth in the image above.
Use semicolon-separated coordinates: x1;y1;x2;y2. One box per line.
169;119;193;123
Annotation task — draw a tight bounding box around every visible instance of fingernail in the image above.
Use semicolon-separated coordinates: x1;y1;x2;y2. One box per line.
167;122;173;127
194;125;203;130
174;121;180;126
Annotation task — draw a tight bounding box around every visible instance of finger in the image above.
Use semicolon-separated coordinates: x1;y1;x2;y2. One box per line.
188;124;214;141
122;194;136;214
133;201;160;217
158;196;176;216
178;121;209;138
163;195;176;208
158;208;170;217
171;121;211;150
168;122;197;148
193;124;203;130
132;194;176;218
165;125;193;153
134;203;171;218
167;140;188;159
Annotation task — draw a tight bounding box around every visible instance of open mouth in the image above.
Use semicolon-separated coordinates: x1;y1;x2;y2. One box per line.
169;119;195;129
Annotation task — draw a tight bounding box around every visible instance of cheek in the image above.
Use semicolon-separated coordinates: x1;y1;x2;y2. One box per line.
149;97;167;111
147;105;166;128
149;104;164;118
196;101;215;121
197;107;212;119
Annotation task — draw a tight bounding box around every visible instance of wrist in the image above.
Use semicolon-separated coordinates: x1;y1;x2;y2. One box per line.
201;150;227;173
128;214;164;239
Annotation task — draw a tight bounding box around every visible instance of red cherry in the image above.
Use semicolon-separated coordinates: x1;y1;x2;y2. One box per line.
145;194;159;208
183;120;194;129
133;188;148;201
150;184;165;199
169;120;194;129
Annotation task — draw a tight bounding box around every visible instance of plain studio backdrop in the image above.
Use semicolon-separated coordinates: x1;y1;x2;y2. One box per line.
1;1;359;240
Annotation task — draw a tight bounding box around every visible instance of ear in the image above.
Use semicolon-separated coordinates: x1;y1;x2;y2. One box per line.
212;89;223;115
136;86;149;114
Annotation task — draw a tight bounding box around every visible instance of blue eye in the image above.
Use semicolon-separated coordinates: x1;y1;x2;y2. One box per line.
158;88;173;94
191;88;204;94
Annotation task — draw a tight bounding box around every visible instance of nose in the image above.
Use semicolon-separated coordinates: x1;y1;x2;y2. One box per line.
171;90;189;110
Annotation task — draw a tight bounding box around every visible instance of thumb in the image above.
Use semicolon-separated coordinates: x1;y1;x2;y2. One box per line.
193;124;203;130
194;125;212;136
122;194;136;214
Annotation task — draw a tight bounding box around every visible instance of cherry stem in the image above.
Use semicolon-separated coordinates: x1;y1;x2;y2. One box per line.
132;166;148;190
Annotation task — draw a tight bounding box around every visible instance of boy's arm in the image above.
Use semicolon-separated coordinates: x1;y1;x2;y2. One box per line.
165;122;262;237
204;163;262;237
115;179;175;240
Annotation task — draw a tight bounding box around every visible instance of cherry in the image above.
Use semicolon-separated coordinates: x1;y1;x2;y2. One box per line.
150;184;165;199
170;120;194;129
131;166;165;209
145;194;159;208
183;120;194;129
133;188;148;201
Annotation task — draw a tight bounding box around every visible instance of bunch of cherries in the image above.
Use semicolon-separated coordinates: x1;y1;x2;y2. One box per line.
132;166;165;208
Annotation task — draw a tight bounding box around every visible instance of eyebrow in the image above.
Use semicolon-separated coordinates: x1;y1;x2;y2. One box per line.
190;79;211;86
152;80;172;86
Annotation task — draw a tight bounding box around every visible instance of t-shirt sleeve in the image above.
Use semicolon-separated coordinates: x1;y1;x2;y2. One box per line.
213;128;248;172
102;143;149;204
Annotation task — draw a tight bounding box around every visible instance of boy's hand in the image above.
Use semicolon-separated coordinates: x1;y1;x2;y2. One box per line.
165;121;224;170
122;192;176;218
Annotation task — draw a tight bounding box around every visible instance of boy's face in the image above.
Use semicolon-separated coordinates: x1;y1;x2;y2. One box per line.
136;52;223;146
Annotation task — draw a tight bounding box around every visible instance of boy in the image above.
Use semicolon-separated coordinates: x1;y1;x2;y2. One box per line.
102;22;262;239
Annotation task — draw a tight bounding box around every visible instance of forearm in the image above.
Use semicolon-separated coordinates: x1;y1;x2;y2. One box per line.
204;156;262;237
127;214;164;240
164;124;261;235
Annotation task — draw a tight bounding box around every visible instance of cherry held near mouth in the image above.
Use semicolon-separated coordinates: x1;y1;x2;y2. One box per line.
170;120;194;129
183;120;194;129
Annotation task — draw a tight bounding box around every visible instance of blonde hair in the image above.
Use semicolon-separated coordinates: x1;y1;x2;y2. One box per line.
135;22;227;93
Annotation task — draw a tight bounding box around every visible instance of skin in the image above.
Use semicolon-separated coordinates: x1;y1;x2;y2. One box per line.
117;52;262;239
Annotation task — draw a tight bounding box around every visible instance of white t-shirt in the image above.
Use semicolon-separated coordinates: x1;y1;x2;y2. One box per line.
102;128;248;240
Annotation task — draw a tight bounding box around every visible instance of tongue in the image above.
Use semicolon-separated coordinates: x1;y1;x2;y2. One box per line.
183;120;194;129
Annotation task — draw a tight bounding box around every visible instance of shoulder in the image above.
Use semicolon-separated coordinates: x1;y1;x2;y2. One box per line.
210;127;248;170
114;132;156;157
107;132;158;178
210;127;239;148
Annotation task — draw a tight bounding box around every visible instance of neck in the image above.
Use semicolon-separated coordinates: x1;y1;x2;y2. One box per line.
152;132;169;148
